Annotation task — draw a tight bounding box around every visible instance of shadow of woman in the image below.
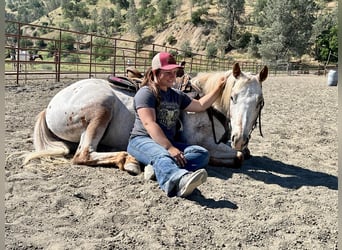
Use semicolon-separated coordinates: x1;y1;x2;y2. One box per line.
187;190;239;210
231;156;337;190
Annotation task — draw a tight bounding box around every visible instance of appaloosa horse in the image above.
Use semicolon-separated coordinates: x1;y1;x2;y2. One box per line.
24;63;268;173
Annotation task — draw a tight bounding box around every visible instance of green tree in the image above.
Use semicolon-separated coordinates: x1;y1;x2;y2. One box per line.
257;0;317;61
206;42;218;58
127;0;143;38
251;0;267;27
62;1;89;20
110;0;129;9
72;18;88;33
216;0;245;56
247;35;261;58
138;0;152;19
311;7;337;62
191;7;209;26
112;7;124;33
99;8;115;36
315;25;338;63
181;41;193;57
93;38;113;61
61;33;76;52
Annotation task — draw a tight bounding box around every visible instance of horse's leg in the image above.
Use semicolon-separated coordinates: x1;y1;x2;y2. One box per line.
206;143;244;168
209;150;244;168
71;109;141;175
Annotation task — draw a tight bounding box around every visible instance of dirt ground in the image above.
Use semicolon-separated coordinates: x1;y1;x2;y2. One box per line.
5;74;338;249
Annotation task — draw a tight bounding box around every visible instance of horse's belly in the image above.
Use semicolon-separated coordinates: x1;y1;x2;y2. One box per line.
45;79;133;143
181;111;226;147
98;89;135;149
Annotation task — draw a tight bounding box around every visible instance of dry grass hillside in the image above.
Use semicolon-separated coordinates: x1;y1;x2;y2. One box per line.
27;0;247;57
16;0;338;61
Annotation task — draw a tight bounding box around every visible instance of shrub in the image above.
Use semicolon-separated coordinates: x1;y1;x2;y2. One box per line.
166;35;177;45
65;54;81;63
206;42;217;58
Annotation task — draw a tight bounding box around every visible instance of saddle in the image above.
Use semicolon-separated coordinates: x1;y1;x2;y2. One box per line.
126;67;144;78
107;75;141;93
107;67;145;93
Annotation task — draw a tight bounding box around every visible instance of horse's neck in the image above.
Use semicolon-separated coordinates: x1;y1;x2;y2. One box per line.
196;72;234;115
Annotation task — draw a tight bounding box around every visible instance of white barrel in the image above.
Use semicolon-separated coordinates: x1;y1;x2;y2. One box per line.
327;69;338;86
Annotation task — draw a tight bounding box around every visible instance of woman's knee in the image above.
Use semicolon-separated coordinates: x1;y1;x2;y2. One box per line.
185;145;209;157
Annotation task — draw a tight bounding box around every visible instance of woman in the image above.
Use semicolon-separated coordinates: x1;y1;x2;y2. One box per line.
127;52;226;197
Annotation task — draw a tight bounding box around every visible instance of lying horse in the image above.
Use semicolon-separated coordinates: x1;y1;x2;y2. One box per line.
24;63;268;173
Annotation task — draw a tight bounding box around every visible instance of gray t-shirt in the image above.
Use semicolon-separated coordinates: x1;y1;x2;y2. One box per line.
130;86;192;141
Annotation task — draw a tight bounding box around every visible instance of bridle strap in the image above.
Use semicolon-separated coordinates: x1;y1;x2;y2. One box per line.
206;107;231;144
248;99;264;140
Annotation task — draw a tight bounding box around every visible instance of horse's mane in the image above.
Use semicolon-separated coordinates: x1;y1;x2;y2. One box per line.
192;70;232;113
191;70;254;113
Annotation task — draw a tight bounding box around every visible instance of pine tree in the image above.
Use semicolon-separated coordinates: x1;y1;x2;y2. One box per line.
127;0;143;38
216;0;245;56
257;0;317;61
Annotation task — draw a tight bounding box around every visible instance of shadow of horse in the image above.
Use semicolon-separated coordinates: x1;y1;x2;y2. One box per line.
208;156;337;190
187;156;337;209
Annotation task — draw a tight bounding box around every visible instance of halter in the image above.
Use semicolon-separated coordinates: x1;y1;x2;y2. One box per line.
207;97;264;146
194;76;264;146
246;98;264;145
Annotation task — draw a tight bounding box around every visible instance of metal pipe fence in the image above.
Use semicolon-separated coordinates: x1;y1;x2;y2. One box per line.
5;20;326;85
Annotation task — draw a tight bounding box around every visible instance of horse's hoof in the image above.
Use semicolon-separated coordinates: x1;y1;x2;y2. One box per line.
144;164;156;180
232;151;244;168
242;147;252;160
124;163;142;175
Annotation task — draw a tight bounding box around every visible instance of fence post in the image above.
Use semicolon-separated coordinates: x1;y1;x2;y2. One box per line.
56;30;62;82
15;23;21;85
113;39;117;75
89;34;94;78
54;48;60;82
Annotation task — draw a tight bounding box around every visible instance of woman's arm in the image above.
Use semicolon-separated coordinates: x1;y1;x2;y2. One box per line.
137;107;187;166
185;76;226;112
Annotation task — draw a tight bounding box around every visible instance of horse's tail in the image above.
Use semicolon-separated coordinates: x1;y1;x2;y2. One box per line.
23;109;70;165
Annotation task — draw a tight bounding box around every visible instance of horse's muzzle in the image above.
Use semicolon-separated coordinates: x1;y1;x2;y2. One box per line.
231;134;249;151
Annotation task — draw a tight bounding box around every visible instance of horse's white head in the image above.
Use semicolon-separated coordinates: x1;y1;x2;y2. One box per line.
227;63;268;151
190;63;268;152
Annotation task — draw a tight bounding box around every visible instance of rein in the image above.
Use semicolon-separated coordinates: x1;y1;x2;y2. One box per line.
206;107;231;144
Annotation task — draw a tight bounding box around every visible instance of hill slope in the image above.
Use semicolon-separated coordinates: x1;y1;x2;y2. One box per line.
6;0;338;61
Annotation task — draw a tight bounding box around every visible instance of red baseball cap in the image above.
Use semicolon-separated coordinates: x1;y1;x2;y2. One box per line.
152;52;182;71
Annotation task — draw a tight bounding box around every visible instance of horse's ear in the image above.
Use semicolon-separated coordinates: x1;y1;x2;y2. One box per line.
259;66;268;82
232;63;241;78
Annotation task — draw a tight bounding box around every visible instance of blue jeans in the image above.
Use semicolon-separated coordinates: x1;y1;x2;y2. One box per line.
127;136;209;197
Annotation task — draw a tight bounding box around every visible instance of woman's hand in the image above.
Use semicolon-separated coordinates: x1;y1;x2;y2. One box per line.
217;76;227;89
168;146;187;167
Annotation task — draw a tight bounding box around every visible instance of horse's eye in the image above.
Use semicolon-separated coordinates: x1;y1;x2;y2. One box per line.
231;95;237;104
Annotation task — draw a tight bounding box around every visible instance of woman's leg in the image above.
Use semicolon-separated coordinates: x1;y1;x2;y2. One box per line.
128;136;187;196
173;142;209;172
